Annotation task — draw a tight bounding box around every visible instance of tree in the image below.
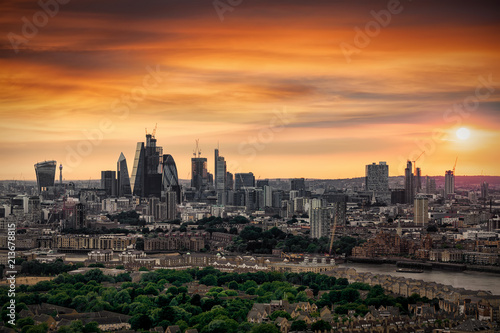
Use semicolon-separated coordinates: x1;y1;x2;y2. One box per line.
239;226;262;241
129;314;152;330
136;238;144;250
83;322;101;333
200;274;218;286
202;319;238;333
340;288;360;302
26;323;48;333
17;317;35;329
426;225;438;233
228;281;239;290
269;310;291;321
249;323;279;333
290;320;307;331
311;320;331;331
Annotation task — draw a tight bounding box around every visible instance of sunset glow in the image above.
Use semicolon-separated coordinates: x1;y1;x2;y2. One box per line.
1;0;499;180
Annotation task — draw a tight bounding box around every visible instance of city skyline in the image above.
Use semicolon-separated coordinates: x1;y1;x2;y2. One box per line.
1;0;500;180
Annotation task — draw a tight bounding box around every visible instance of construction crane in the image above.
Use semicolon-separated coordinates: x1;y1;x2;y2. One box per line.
453;156;458;175
193;139;201;158
412;151;425;174
328;214;338;255
145;123;158;137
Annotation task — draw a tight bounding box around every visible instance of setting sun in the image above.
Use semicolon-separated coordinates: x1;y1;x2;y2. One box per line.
456;128;471;141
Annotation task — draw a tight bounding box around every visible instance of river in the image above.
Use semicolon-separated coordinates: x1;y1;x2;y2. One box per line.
340;263;500;296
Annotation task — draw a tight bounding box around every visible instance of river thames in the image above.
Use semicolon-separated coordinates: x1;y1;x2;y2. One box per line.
341;263;500;295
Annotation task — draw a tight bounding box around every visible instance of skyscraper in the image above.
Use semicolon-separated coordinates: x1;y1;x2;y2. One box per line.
310;207;333;239
263;185;272;207
131;132;164;197
34;160;57;193
415;167;422;193
161;154;181;203
101;170;116;196
226;172;234;191
290;178;306;196
59;164;63;184
404;161;414;204
117;153;132;197
235;173;255;190
164;190;177;221
414;195;429;225
144;133;163;197
426;176;436;194
191;157;208;191
131;142;145;197
332;201;347;226
445;170;455;197
214;148;227;205
256;179;270;188
365;162;389;192
481;182;489;199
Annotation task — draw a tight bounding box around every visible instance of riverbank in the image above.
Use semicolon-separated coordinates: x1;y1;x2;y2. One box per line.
340;262;500;295
347;256;500;274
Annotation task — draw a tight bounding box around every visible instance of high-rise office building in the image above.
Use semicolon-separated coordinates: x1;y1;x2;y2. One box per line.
131;142;145;196
164;190;177;221
415;167;422;193
404;161;414;204
257;179;270;188
214;149;226;191
289;190;299;201
235;172;255;190
391;189;406;204
191;157;208;191
161;154;181;203
263;185;272;207
255;188;265;210
272;190;283;208
290;178;306;196
310;207;333;239
117;153;132;197
101;170;116;196
332;201;347;226
414;195;429;225
245;189;257;211
365;162;389;192
214;148;227;205
74;203;86;229
34;160;57;193
226;172;234;191
481;182;489;199
307;198;323;216
59;164;63;184
426;176;436;194
444;170;455;197
131;132;163;197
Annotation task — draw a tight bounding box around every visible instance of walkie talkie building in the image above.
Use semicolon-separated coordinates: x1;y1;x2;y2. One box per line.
34;160;57;193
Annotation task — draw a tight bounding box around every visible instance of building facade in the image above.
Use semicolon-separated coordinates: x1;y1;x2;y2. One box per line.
34;160;57;193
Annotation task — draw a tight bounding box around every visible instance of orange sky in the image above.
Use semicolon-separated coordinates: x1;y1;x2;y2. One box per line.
1;0;499;180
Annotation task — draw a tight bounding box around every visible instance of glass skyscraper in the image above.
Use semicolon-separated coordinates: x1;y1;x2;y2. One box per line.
117;152;132;197
34;160;57;193
101;170;116;196
131;132;173;198
162;154;181;203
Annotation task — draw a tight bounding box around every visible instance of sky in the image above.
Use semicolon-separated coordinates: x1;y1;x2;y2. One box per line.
1;0;499;181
